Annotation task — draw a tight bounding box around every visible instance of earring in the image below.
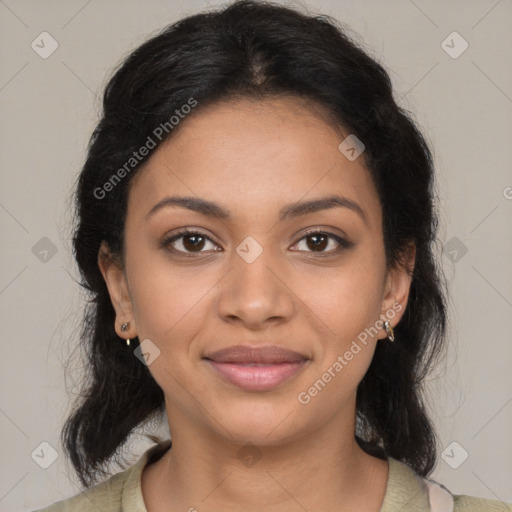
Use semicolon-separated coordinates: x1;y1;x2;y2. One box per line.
121;322;131;347
383;320;395;342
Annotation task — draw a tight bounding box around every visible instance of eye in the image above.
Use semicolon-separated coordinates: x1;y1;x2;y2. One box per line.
162;229;220;255
161;228;353;257
291;230;352;255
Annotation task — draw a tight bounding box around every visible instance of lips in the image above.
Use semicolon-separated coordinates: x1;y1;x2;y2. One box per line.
203;345;309;391
204;345;308;364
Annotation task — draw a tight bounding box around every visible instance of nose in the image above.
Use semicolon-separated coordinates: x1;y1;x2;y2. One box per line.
215;242;296;330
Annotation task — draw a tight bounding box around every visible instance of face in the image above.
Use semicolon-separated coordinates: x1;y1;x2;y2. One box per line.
99;96;414;447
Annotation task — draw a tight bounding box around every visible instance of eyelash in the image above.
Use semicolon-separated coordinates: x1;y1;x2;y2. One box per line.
161;228;353;257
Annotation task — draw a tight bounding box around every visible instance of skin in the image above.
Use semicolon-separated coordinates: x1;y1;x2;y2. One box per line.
98;96;415;512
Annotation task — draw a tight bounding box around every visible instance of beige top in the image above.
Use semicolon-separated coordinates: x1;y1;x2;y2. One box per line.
33;441;511;512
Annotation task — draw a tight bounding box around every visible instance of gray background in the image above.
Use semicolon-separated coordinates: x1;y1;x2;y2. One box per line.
1;0;511;510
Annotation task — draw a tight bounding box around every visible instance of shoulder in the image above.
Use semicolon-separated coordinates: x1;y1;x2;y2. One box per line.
453;494;512;511
31;469;128;512
31;462;137;512
383;457;512;512
31;440;172;512
425;471;512;511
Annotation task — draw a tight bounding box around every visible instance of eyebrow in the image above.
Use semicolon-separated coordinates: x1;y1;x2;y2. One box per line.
146;194;368;225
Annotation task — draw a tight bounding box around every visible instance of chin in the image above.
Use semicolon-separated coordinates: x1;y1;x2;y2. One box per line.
209;397;308;445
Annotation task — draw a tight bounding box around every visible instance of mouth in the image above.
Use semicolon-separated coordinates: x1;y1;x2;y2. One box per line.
203;345;309;391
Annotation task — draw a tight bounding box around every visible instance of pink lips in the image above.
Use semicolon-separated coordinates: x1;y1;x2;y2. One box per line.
203;345;308;391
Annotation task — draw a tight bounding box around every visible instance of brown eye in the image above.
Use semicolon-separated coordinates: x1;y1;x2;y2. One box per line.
182;233;206;252
163;230;219;255
292;231;352;254
305;233;329;251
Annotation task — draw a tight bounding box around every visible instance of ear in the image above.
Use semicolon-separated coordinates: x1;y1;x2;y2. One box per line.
97;241;137;340
378;243;416;340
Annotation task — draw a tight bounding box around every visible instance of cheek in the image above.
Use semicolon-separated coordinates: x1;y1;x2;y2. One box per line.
126;255;217;398
294;261;384;415
295;252;385;339
125;245;217;349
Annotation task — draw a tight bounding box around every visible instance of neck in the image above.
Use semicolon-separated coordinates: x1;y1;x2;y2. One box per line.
142;404;389;512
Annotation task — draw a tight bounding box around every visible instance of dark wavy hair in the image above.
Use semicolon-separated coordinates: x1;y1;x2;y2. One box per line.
63;0;447;488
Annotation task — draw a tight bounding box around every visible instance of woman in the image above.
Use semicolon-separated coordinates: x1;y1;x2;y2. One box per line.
33;1;511;510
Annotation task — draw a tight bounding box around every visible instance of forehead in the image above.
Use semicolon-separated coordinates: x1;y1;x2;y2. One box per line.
127;96;381;228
